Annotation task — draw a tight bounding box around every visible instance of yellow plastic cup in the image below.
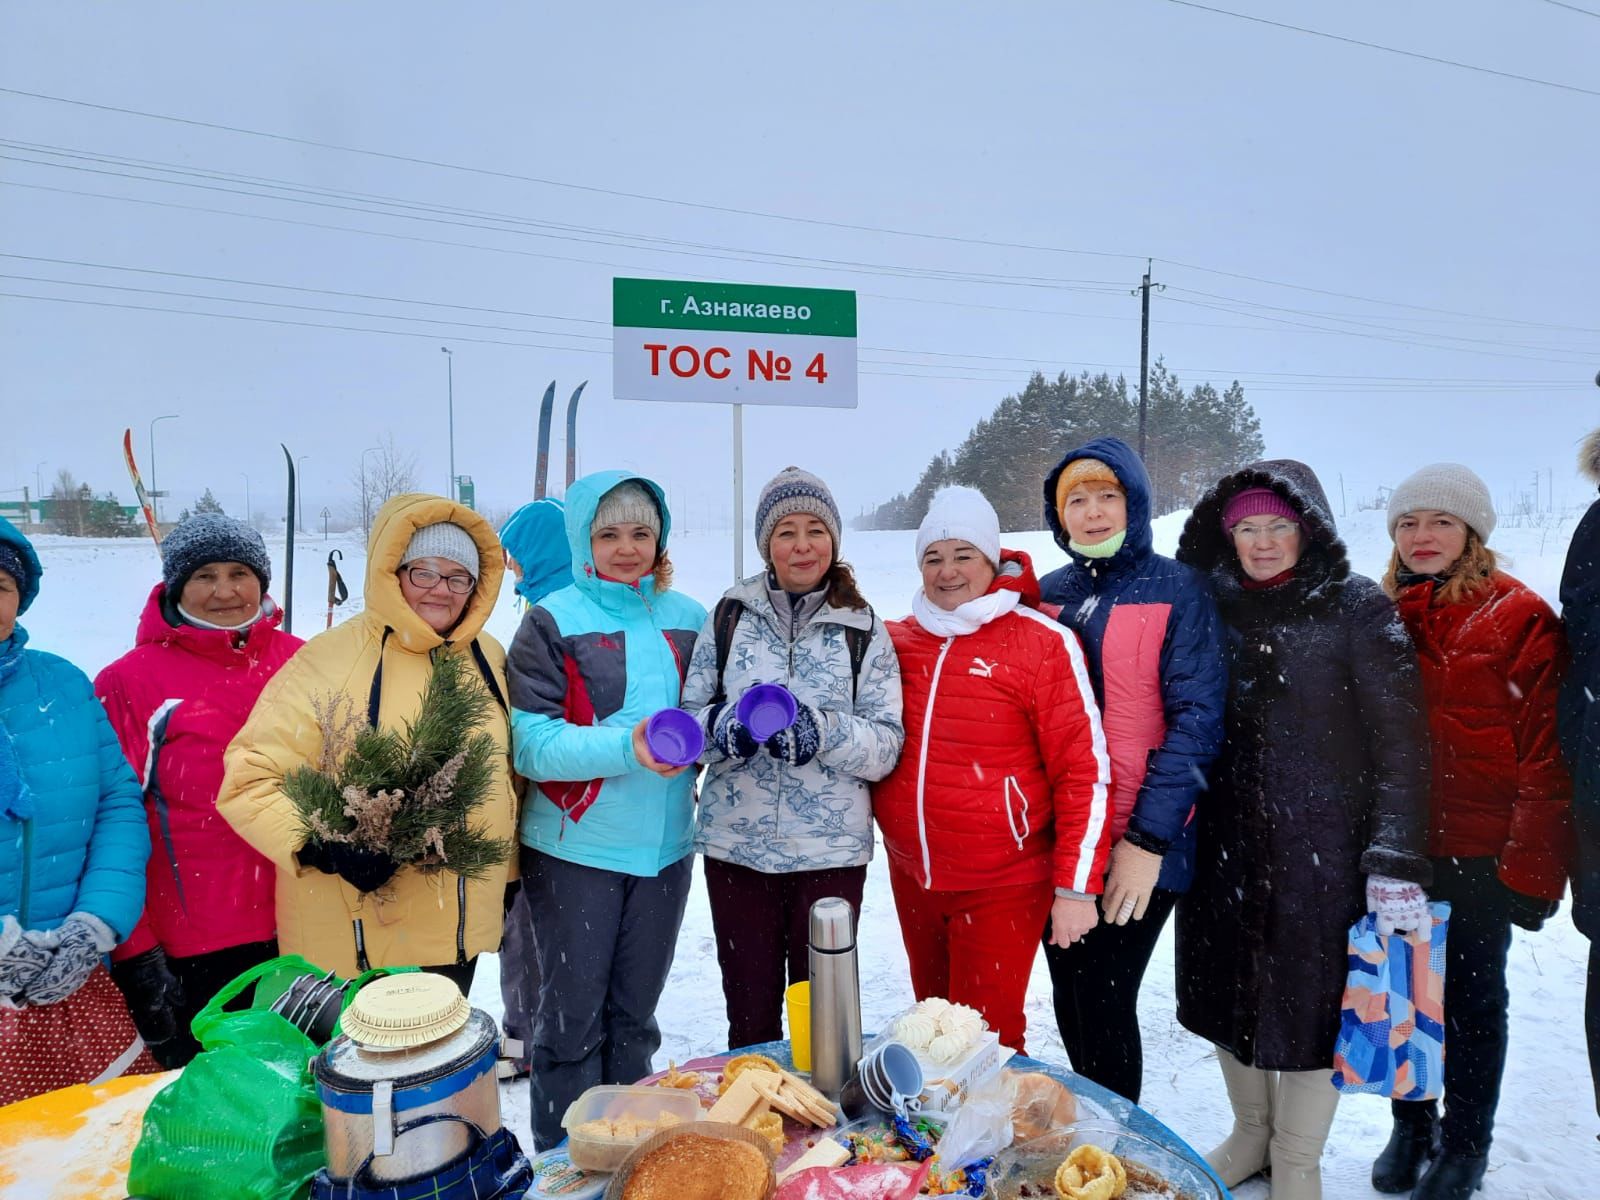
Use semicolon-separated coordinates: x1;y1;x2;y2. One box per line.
785;981;812;1072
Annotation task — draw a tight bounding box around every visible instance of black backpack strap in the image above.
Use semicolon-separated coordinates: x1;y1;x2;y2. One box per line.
844;607;874;704
367;627;393;728
709;597;745;706
469;639;510;714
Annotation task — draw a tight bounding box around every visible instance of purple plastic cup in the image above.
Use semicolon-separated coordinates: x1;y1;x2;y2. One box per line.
645;707;705;766
736;683;798;741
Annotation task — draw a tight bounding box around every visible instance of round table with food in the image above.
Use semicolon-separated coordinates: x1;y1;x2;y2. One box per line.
0;969;1230;1200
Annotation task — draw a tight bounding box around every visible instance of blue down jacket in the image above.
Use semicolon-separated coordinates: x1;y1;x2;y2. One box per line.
0;516;148;939
507;473;707;877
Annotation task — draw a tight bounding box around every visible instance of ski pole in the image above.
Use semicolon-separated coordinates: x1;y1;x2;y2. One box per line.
325;549;348;630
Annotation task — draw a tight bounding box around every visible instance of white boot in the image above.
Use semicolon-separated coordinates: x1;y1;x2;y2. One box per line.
1206;1050;1275;1187
1269;1069;1340;1200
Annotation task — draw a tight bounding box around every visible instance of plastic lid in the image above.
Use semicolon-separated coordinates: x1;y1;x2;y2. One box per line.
809;896;856;950
341;973;471;1049
526;1147;608;1198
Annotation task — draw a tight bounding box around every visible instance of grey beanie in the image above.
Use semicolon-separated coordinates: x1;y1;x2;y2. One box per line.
590;481;662;539
161;513;271;596
753;466;842;564
1387;463;1497;543
401;522;480;580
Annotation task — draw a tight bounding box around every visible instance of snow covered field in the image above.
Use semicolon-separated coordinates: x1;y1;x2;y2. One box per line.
16;504;1598;1196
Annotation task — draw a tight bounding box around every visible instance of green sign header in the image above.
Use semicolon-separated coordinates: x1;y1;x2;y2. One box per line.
613;277;857;337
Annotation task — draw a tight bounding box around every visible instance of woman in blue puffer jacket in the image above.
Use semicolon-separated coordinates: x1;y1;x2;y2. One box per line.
0;516;152;1103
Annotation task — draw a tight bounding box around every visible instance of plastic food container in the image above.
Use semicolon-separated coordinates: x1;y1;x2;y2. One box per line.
560;1084;706;1172
644;707;705;766
526;1146;609;1198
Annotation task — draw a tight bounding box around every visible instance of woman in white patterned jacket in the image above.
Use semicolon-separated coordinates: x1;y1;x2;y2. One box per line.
682;466;904;1049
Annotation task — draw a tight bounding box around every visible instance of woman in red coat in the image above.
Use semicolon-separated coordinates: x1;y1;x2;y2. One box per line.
1374;464;1572;1200
872;487;1111;1054
95;514;302;1065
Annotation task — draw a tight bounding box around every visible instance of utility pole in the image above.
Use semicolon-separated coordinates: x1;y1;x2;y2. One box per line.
1132;260;1164;464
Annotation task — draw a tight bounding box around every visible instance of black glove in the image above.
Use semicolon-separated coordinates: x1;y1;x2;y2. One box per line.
299;840;400;894
110;945;187;1049
709;703;762;760
1504;886;1559;932
765;703;822;768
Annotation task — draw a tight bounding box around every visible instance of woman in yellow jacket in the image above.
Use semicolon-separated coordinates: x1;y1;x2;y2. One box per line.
218;494;519;990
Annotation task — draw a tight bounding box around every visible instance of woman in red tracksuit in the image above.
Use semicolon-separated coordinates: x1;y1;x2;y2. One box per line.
1372;464;1572;1200
873;487;1111;1055
95;514;302;1066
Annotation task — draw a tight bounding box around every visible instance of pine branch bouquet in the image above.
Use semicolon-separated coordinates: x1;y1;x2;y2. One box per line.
282;652;512;881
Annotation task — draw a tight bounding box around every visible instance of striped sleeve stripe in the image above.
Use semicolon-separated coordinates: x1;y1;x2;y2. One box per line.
1013;605;1112;893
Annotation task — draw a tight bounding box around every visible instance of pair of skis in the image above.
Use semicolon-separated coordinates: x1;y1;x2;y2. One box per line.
534;381;586;500
123;430;298;634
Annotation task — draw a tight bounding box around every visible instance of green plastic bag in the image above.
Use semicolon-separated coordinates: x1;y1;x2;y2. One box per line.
127;958;326;1200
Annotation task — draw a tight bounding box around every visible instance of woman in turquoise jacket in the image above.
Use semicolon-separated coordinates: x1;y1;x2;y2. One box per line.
0;516;151;1103
506;472;706;1149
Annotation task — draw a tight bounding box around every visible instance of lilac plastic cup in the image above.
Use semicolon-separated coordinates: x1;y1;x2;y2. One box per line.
736;683;798;741
645;707;705;766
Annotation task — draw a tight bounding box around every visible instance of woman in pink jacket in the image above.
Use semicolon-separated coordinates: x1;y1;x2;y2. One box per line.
95;514;302;1065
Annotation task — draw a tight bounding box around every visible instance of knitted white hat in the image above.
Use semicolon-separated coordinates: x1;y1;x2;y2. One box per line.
401;522;480;580
1387;463;1496;543
916;486;1001;567
590;480;662;538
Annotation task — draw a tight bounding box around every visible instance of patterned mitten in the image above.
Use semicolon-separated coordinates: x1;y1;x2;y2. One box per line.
766;704;822;767
23;912;117;1006
0;914;53;1001
709;703;762;760
1366;874;1429;936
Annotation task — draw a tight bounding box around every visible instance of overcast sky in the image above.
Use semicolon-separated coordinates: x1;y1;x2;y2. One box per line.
3;1;1597;534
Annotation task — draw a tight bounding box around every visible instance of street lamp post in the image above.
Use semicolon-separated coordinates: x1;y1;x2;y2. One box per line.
441;347;454;502
240;473;251;529
33;460;45;525
149;413;179;524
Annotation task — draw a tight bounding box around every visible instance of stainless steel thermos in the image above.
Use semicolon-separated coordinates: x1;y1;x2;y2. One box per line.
807;896;863;1101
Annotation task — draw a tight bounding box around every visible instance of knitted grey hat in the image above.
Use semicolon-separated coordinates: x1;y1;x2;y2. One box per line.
401;521;480;580
1387;463;1497;543
590;480;661;539
161;513;271;596
753;466;842;564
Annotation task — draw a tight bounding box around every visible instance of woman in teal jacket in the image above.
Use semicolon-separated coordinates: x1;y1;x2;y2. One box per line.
506;472;706;1149
0;516;151;1103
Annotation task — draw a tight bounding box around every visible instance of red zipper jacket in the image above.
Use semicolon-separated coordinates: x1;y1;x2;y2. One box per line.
96;584;302;959
1395;570;1572;899
872;551;1112;893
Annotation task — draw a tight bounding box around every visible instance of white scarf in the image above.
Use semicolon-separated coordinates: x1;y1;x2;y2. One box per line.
910;587;1020;637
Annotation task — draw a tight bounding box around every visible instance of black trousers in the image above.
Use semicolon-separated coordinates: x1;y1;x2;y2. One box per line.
1042;888;1176;1104
703;855;868;1050
160;938;280;1067
1392;857;1513;1156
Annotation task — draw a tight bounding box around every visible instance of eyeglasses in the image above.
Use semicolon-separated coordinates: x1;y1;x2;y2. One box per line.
404;565;475;594
1232;521;1299;542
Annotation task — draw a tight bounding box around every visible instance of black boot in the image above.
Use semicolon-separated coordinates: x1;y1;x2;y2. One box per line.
1371;1117;1440;1193
1413;1151;1488;1199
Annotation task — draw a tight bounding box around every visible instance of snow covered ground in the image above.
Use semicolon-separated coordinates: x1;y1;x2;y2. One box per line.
16;503;1598;1196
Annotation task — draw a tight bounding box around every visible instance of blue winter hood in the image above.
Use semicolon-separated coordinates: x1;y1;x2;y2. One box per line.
500;498;573;606
1043;436;1154;565
0;516;42;616
564;470;673;598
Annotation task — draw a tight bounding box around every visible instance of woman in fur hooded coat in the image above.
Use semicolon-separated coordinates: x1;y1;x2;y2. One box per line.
1558;426;1600;1127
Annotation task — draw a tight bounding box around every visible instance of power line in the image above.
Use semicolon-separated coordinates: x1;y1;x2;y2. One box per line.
0;145;1130;291
0;85;1144;261
4;286;1585;396
1534;0;1600;19
0;85;1583;335
1152;0;1600;98
7;251;1588;387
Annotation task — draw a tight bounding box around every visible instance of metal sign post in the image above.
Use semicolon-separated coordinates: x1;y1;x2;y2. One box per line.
611;277;858;584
